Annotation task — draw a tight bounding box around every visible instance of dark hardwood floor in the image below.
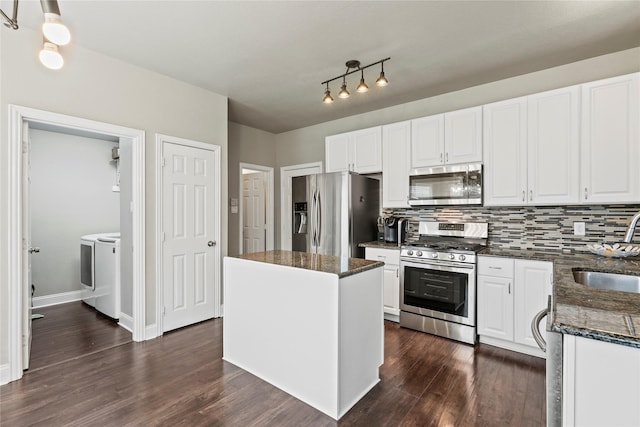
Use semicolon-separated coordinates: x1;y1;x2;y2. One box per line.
1;311;546;426
27;302;132;372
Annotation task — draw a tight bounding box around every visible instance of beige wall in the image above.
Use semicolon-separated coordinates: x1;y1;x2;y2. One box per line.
228;122;277;256
0;27;228;365
273;47;640;247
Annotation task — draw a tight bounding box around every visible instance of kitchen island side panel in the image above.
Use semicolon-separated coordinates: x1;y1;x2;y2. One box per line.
223;257;340;418
338;267;384;417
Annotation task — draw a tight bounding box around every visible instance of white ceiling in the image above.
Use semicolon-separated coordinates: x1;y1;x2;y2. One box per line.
6;1;640;134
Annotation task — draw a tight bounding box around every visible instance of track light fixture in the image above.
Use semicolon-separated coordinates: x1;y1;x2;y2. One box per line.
321;57;389;104
1;0;71;70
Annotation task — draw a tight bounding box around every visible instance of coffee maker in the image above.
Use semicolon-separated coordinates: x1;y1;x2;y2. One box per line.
384;217;406;245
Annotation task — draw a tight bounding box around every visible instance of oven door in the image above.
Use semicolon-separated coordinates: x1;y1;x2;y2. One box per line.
400;258;476;326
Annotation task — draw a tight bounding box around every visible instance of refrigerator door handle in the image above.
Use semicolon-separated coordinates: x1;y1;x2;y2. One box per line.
316;191;322;247
311;189;317;247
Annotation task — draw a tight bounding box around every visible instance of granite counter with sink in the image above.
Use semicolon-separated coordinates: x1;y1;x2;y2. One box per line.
480;248;640;348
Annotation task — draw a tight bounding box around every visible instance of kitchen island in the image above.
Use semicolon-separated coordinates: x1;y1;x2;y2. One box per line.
223;250;384;420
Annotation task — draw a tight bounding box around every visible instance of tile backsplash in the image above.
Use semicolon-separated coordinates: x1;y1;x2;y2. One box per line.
383;205;640;252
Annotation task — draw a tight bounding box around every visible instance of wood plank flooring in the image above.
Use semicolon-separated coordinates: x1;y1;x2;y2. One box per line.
1;304;546;426
28;302;132;372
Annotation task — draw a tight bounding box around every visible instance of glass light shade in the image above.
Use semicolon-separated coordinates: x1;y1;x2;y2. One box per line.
39;42;64;70
338;82;350;98
376;71;388;86
322;89;334;104
42;13;71;45
356;77;369;93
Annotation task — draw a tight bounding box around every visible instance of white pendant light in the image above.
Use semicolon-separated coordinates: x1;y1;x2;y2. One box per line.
39;41;64;70
42;12;70;45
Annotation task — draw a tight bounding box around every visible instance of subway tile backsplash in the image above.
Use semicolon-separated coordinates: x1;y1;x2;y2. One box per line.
384;205;640;252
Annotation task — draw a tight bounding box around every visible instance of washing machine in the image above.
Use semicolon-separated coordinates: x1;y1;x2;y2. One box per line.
94;235;121;319
80;233;119;309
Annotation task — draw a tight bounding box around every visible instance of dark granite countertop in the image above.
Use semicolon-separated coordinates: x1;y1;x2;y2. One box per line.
228;250;383;278
479;248;640;348
359;241;401;250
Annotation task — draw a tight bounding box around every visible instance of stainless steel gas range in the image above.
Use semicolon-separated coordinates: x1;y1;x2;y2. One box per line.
399;221;488;344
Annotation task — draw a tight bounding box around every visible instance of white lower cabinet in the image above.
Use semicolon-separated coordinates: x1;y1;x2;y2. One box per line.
477;256;552;357
365;247;400;321
563;335;640;427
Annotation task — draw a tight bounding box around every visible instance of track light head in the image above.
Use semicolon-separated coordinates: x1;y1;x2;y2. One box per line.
39;41;63;70
338;78;350;99
322;85;334;104
356;71;369;93
376;71;388;87
42;12;70;45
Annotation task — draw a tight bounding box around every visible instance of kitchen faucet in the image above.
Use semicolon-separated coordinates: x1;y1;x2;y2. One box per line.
623;211;640;243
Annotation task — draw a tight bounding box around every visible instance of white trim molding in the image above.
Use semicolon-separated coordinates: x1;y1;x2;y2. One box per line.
238;162;275;254
0;364;11;386
118;313;134;333
31;291;82;309
155;134;222;338
6;105;146;385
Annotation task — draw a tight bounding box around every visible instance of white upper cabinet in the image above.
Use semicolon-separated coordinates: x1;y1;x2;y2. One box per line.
483;97;528;206
527;86;580;205
411;106;482;168
382;121;411;208
325;126;382;174
581;73;639;204
325;132;350;173
483;86;580;206
445;106;483;165
410;114;444;168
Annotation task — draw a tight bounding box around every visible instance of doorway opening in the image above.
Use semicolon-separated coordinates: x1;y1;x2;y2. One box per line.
5;105;145;385
238;162;274;254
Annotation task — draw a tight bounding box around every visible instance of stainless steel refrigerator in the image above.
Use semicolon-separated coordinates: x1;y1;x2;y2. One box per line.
292;171;380;258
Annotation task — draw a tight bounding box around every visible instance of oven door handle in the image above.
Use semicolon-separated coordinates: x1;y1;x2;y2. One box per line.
400;259;475;273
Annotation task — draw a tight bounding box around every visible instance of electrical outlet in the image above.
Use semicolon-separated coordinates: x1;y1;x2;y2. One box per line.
574;222;586;236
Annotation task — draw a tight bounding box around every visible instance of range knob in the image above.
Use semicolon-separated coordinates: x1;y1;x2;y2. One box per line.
416;251;423;257
431;253;438;259
459;254;466;261
448;254;455;260
406;250;414;256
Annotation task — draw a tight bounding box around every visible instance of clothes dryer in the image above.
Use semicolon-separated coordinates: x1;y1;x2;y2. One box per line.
94;235;121;319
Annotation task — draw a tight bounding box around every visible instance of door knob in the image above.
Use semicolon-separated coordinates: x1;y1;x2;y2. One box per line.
28;247;40;254
208;241;216;247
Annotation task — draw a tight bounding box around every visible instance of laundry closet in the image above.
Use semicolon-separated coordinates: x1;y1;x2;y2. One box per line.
29;126;133;326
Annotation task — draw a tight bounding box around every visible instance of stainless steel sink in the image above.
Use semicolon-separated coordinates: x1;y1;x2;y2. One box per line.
572;270;640;294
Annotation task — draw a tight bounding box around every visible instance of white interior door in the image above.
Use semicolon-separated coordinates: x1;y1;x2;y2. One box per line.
21;122;32;370
162;142;217;332
242;172;266;253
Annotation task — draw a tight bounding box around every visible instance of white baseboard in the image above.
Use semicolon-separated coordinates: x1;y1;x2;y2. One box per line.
0;363;11;386
118;313;134;333
479;336;546;359
145;324;158;340
32;290;82;309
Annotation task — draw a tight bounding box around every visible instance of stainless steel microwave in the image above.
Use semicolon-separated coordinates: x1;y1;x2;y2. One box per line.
408;163;482;206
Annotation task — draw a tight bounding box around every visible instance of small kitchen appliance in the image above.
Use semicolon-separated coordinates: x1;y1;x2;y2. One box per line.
399;221;488;344
409;163;482;206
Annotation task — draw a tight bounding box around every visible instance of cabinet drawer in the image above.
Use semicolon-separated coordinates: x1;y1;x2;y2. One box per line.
478;256;514;278
365;247;400;265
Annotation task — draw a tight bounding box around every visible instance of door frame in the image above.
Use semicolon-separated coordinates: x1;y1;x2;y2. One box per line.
238;162;274;254
280;162;323;250
154;134;221;336
6;105;146;384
